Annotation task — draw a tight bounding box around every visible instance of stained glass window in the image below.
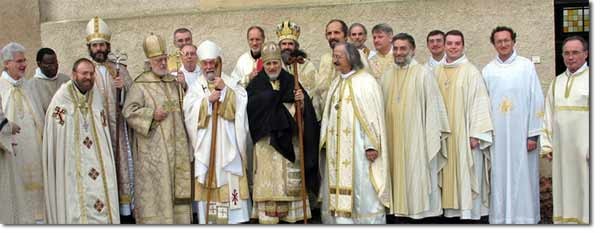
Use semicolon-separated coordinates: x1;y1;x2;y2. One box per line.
563;6;590;33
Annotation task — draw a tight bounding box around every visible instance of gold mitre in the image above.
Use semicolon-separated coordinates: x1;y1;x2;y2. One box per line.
276;20;301;42
86;16;111;44
261;41;281;62
143;33;167;58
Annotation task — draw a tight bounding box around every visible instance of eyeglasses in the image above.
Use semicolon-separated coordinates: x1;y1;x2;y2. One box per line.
562;50;586;57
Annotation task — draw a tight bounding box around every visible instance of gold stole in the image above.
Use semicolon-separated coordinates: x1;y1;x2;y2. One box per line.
5;83;43;144
385;66;411;213
437;66;464;209
327;76;356;217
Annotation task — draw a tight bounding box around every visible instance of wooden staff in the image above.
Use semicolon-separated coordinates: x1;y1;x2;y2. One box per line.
205;57;222;224
291;57;308;224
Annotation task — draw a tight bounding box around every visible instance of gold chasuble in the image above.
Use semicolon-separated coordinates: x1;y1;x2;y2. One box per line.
43;81;119;224
319;70;390;224
123;71;192;224
434;55;493;219
382;60;450;219
0;72;46;224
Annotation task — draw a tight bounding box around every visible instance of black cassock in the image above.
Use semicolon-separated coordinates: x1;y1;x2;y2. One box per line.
246;69;320;195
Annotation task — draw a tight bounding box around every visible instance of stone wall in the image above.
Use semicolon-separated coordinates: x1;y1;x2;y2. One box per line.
0;0;41;77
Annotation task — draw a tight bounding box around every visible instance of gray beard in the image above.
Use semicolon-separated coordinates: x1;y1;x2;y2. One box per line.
267;70;280;80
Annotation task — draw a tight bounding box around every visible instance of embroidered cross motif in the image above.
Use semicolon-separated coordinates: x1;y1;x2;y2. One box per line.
231;189;239;205
88;168;100;180
500;98;513;113
100;110;107;127
342;159;351;167
536;111;544;119
52;106;66;125
343;128;352;136
328;128;335;135
202;85;208;92
94;199;104;212
83;137;93;149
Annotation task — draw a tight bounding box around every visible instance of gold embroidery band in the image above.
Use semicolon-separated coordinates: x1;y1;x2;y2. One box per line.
553;216;587;224
556;106;589;112
330;210;352;218
329;188;352;195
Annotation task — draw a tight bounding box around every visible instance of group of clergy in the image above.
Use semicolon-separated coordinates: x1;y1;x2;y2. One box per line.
0;16;589;225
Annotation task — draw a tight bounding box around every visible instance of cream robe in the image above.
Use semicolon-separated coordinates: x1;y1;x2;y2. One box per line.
425;56;444;73
0;95;19;224
382;60;450;219
29;68;70;114
482;52;544;224
231;51;261;88
284;60;319;119
368;48;394;84
319;70;390;224
434;55;494;220
93;61;134;214
180;64;202;88
314;51;371;120
43;81;119;224
183;73;251;224
541;63;589;224
123;71;192;224
0;71;46;224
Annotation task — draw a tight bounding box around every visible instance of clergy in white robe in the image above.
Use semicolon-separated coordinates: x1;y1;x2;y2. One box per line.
434;31;493;220
43;58;119;224
482;27;544;224
425;30;446;73
231;26;265;88
84;17;134;215
183;40;251;224
320;42;390;224
29;48;70;114
367;23;394;84
0;94;20;224
382;33;450;219
0;42;46;224
179;44;202;89
541;37;589;224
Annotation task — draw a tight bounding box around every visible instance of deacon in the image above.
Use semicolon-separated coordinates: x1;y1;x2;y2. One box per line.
0;42;46;224
434;30;493;220
541;36;589;224
1;94;21;224
183;40;251;224
123;33;192;224
320;42;390;224
168;28;194;74
43;58;119;224
382;33;450;220
231;26;265;87
178;43;201;89
349;23;371;57
276;20;320;119
315;19;370;117
368;23;394;82
425;30;445;72
84;16;134;217
482;26;544;224
29;48;70;114
246;42;320;224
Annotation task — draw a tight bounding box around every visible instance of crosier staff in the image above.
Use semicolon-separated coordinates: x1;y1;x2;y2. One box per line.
204;57;222;224
289;55;308;224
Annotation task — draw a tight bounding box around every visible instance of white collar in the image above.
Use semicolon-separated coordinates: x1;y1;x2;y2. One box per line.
442;54;468;68
428;55;444;66
1;70;24;87
340;70;356;79
495;50;518;65
566;62;588;77
180;64;201;74
34;67;59;80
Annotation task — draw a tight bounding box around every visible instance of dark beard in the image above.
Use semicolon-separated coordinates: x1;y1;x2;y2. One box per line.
250;50;261;60
281;49;307;65
89;49;110;63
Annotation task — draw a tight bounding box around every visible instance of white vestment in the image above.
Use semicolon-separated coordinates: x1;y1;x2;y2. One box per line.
0;71;46;224
231;51;261;88
180;64;202;88
541;63;589;224
29;68;70;114
425;56;444;73
483;52;544;224
43;81;119;224
183;73;251;224
319;70;390;224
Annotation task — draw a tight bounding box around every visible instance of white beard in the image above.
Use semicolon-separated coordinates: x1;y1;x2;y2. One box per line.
267;70;280;80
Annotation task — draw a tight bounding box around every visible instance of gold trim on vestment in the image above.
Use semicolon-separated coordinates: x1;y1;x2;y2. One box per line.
69;83;88;223
555;106;589;112
553;216;587;224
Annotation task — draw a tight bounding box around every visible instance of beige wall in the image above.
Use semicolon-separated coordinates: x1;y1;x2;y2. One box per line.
0;0;41;77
